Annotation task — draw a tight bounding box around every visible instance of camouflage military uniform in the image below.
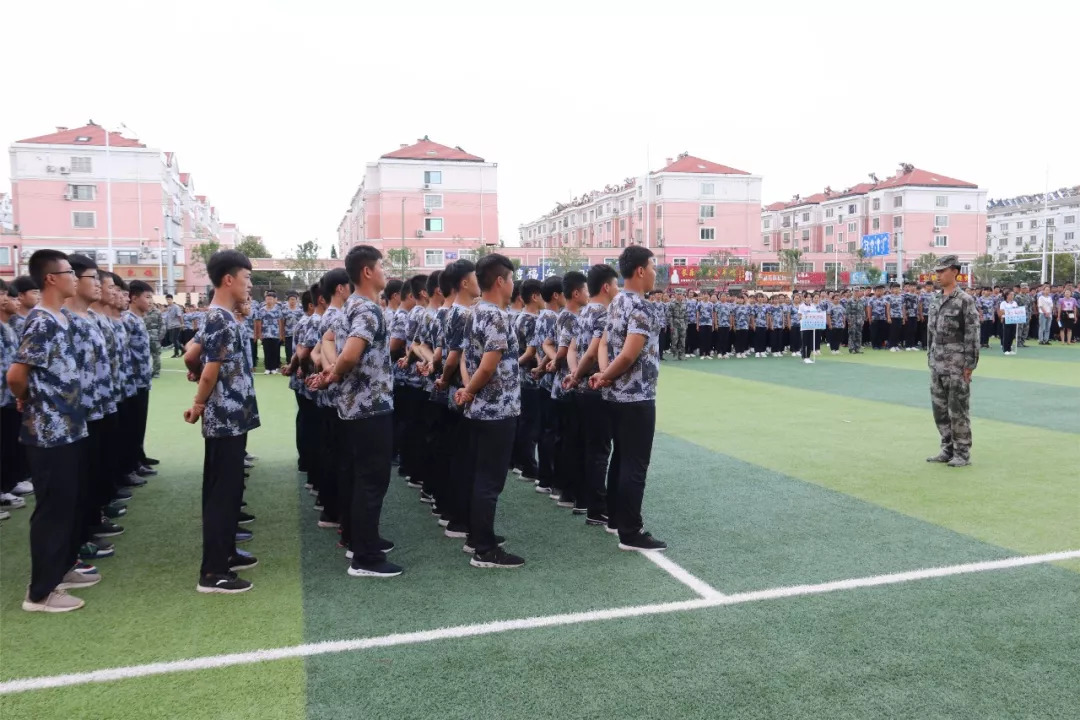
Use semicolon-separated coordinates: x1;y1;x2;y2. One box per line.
1014;289;1032;346
846;295;866;352
926;284;979;465
144;305;164;377
667;297;688;360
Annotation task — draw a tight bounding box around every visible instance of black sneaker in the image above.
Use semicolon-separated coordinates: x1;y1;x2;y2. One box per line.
470;547;525;569
112;488;133;501
119;474;147;488
462;535;506;554
585;514;609;527
347;560;403;578
379;538;395;553
228;554;259;571
197;573;253;594
135;466;158;477
572;506;588;515
237;511;256;525
444;522;469;539
618;531;667;552
89;520;125;538
143;457;160;466
103;501;127;518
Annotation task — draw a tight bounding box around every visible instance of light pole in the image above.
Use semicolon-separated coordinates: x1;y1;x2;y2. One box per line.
835;214;844;290
400;196;406;280
154;226;162;294
104;124;114;270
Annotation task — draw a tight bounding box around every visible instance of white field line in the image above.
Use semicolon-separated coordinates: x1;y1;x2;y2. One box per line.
2;548;1077;696
642;551;724;599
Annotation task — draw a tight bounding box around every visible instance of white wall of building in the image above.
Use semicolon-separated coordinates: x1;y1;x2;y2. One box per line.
367;160;498;193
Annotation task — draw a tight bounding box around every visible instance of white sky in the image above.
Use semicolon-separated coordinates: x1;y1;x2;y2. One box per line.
4;0;1078;255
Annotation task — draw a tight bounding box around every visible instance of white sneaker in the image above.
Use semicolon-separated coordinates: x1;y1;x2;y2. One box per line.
1;492;26;509
0;509;9;521
890;347;898;352
832;350;839;355
804;358;814;364
12;481;34;496
22;589;84;613
791;351;799;357
814;350;821;356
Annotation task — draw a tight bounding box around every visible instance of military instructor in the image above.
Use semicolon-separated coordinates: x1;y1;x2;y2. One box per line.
925;255;980;467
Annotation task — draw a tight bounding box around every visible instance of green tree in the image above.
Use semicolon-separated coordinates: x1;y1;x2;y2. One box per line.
866;266;882;284
778;248;803;290
548;246;586;277
330;245;338;259
386;248;413;279
189;240;220;277
236;235;271;258
472;244;495;261
286;239;322;286
971;254;1004;287
906;252;939;282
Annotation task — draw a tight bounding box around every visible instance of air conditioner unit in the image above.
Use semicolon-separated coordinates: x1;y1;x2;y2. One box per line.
63;192;73;201
149;251;159;259
46;165;57;172
95;251;109;261
423;183;430;190
59;166;70;174
424;208;432;214
964;204;971;210
697;218;705;224
415;230;424;237
933;226;941;232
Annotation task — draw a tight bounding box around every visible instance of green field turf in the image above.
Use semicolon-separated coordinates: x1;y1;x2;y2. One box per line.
1;343;1077;719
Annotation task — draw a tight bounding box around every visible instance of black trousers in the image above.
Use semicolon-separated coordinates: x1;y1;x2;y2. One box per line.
887;319;902;348
801;330;815;359
554;396;584;506
250;338;259;368
294;391;305;471
512;385;540;477
284;336;294;364
687;324;698;355
871;319;887;348
468;417;517;555
769;328;783;352
262;338;282;371
697;326;713;356
734;329;749;354
537;390;558;488
296;394;319;488
789;324;802;353
918;320;928;348
27;439;88;601
715;327;731;355
345;413;393;567
448;407;476;527
980;320;993;347
392;384;407;466
904;319;918;348
201;434;246;577
580;392;612;519
401;387;428;483
753;327;767;353
0;405;21;493
609;400;655;539
118;389;149;475
179;328;195;347
1002;323;1016;352
828;327;844;352
80;418;107;542
167;327;183;355
436;405;462;519
416;396;442;499
317;406;344;523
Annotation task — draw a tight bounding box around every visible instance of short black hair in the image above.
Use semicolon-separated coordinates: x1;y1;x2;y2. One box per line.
874;284;885;290
426;270;442;298
207;249;253;288
520;279;543;304
265;290;277;298
541;276;564;303
110;273;127;291
165;293;174;299
438;263;456;297
451;259;476;290
28;249;69;288
399;278;412;301
586;263;619;296
409;274;429;299
344;245;382;286
618;246;654;280
129;280;153;297
320;268;350;302
300;290;313;310
68;253;99;277
511;279;522;303
309;282;321;304
476;253;514;292
287;291;298;299
562;270;587;298
11;275;38;295
383;278;403;302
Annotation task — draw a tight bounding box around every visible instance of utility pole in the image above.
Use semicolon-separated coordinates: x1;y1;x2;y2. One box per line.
401;196;406;280
105;124;114;271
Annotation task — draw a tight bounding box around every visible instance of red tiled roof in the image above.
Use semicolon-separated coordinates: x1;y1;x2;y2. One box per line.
17;123;145;148
874;167;977;190
179;173;190;185
223;223;236;228
656;154;749;175
381;138;485;162
196;195;207;202
764;201;787;211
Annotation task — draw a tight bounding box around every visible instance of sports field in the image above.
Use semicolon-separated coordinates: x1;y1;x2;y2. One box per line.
2;343;1078;720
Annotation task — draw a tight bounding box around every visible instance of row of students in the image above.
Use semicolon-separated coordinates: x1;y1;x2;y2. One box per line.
2;252;160;613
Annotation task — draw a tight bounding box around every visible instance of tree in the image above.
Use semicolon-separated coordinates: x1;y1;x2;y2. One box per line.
386;248;413;279
548;246;586;277
236;235;271;258
907;252;939;282
189;240;220;277
866;266;883;285
285;239;322;286
971;254;1003;287
472;244;495;261
330;245;338;259
704;249;732;267
778;248;803;290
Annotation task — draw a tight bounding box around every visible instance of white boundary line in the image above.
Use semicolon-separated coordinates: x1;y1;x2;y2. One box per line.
642;551;724;599
2;549;1076;696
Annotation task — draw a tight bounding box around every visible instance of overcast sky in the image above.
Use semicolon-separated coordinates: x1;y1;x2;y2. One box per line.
4;0;1078;255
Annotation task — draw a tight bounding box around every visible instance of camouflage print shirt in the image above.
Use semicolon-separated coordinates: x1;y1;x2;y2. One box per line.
336;295;394;420
976;296;995;322
112;316;137;399
919;292;934;316
667;299;687;329
415;306;438;393
123;310;153;389
0;321;17;407
462;300;520;421
715;302;733;328
869;296;888;320
513;310;539;389
89;310;121;411
769;304;785;329
733;305;751;330
602;290;660;404
828;303;846;329
63;309;112;421
9;314;27;338
902;291;919;319
144;307;163;347
294;312;320;401
575;302;607;395
163;303;184;329
697;301;715;327
686;299;699;325
183;311;198;330
317;307;344;408
751;304;769;328
403;305;428;389
429;305;451;402
845;297;866;321
14;307;88;447
551;307;581;401
200;306;261;439
444;303;473;411
283;306;303;337
257;304;284;340
927;288;980;376
531;309;558;392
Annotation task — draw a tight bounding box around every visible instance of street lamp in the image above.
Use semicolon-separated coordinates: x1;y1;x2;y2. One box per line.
154;226;162;293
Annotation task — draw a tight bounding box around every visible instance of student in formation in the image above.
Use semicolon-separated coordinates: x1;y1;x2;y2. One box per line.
312;246;400;577
589;246;666;552
282;291;302;364
510;278;543;482
549;271;587;510
750;293;769;357
797;295;818;364
714;292;733;358
8;251;97;612
9;275;41;338
313;269;352;531
826;293;846;354
183;250;260;594
163;293;184;357
256;290;286;375
732;295;751;358
696;292;714;358
454;253;524;568
530;276;563;494
122;280;157;481
868;285;887;349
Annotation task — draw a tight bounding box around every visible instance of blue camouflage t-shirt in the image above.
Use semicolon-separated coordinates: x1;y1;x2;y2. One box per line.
575;302;607;394
532;308;558;392
462;300;520;421
733;304;751;330
283;306;303;337
697;301;714;327
257;304;284;340
200;306;260;439
885;294;904;319
513;311;538;389
123;310;152;389
15;307;88;447
317;307;344;408
551;307;581;400
869;296;888;320
63;309;113;421
0;321;18;407
602;291;660;404
444;303;474;411
112;316;137;399
90;310;121;412
336;295;393;420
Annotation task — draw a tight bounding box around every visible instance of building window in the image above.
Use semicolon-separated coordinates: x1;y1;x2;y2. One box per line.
934;235;948;247
782;232;790;242
893;216;903;228
458;250;478;262
700;205;715;219
825;262;840;275
762;218;771;229
655;183;662;196
885;262;897;276
656;205;662;219
999;238;1007;247
797;262;814;273
1015;237;1023;247
1065;231;1075;241
635;229;642;243
847;241;856;252
999;223;1008;232
848;203;857;214
700;182;715;196
872;217;881;230
700;228;715;241
935;195;948;208
0;247;10;265
620;200;626;211
847;221;857;233
117;250;139;264
825;226;834;236
70;157;92;173
872;198;881;211
424;249;444;267
761;262;780;272
825;208;835;219
838;232;844;243
424;194;443;209
606;221;612;233
673;258;687;267
1016;221;1023;229
1046;218;1055;227
825;244;833;253
762;235;771;245
425;218;443;232
801;229;810;241
892;196;903;208
620;219;626;231
637;208;642;221
802;212;810;222
72;211;96;229
423;170;442;185
934;215;948;227
1065;215;1076;224
596;206;603;217
1030;235;1037;243
67;184;95;200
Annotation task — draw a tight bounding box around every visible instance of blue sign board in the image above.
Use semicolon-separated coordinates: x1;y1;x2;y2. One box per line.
799;310;827;331
850;271;870;285
861;233;891;257
444;251;458;261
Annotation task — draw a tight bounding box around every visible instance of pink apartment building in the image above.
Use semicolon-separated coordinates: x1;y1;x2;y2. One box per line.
515;153;762;275
337;137;498;271
757;165;987;281
4;122;244;294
